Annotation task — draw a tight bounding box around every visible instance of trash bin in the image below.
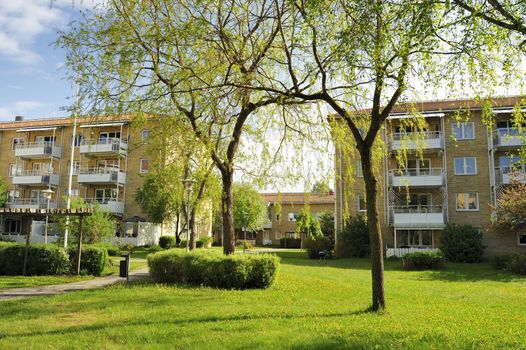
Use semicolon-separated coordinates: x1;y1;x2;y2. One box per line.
119;259;128;277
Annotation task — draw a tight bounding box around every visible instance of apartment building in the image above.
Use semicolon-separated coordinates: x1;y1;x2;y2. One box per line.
259;192;335;246
335;96;526;257
0;114;173;245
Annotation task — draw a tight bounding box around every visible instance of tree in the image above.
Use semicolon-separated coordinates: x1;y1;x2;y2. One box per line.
493;183;526;231
0;176;6;208
311;181;331;194
295;205;322;238
232;183;268;234
58;0;290;255
318;212;335;243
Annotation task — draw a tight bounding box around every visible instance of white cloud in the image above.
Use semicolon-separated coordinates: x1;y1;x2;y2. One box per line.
0;100;46;120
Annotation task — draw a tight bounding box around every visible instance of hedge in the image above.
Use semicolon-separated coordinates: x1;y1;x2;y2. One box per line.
440;224;485;263
279;237;301;248
147;249;280;289
0;244;70;276
303;236;333;259
493;253;526;275
159;236;176;249
68;247;109;276
402;251;445;270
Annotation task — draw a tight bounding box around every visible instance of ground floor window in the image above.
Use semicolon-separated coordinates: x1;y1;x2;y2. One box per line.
286;231;299;239
274;231;281;240
518;233;526;246
4;219;22;234
398;229;433;247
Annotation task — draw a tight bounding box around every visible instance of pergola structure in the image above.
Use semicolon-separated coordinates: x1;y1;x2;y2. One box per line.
0;207;93;275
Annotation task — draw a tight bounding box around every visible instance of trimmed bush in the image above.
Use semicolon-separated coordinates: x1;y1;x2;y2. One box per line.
440;224;485;263
148;244;162;254
0;244;70;276
402;251;445;270
68;247;108;276
303;236;333;259
159;236;176;249
279;237;301;248
336;216;369;258
494;253;526;275
147;249;279;289
236;240;254;250
91;243;120;256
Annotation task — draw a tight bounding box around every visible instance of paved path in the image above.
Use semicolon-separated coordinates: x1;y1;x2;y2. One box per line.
0;268;150;300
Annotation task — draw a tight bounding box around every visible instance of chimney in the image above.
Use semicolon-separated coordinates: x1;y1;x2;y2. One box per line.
14;115;24;122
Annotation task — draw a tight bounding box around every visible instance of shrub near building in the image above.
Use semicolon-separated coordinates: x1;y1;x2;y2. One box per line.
440;224;485;263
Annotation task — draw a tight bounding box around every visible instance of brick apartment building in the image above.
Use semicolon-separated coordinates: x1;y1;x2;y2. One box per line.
335;96;526;257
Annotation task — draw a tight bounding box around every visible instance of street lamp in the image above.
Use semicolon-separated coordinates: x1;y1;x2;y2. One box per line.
243;211;249;253
182;178;195;252
41;188;54;244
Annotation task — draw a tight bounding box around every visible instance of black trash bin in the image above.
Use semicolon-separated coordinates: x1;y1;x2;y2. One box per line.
119;259;128;277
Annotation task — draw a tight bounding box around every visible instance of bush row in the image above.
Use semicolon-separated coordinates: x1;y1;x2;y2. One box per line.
147;249;279;289
493;253;526;275
0;244;108;276
303;236;333;259
402;251;445;270
279;237;301;248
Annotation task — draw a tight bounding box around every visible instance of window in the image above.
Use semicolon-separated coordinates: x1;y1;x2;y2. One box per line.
3;219;21;234
12;137;25;150
35;136;56;144
95;188;117;203
68;161;81;175
288;212;299;221
99;131;121;144
286;231;299;239
358;195;367;212
72;135;83;147
454;157;477;175
142;130;150;144
140;159;149;173
357;161;363;177
499;156;524;174
452;122;474;140
8;164;22;177
518;233;526;246
97;159;120;171
404;159;431;176
274;231;282;239
32;163;42;173
456;192;478;211
7;190;20;202
275;213;281;222
66;189;79;197
398;230;433;247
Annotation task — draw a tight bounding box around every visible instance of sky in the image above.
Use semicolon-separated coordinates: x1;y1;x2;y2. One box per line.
0;0;104;121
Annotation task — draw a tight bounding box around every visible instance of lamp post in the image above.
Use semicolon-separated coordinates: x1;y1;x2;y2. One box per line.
41;188;54;244
182;178;195;252
243;211;248;253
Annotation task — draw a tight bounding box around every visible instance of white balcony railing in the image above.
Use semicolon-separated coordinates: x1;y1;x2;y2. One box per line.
77;167;126;185
85;198;124;214
392;205;445;228
390;131;443;151
389;168;444;187
14;142;62;159
386;247;441;258
79;138;127;156
12;171;60;186
6;198;58;210
495;167;526;185
493;128;526;148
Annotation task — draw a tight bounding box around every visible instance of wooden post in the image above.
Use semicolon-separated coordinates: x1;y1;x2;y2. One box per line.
22;219;33;276
76;214;83;275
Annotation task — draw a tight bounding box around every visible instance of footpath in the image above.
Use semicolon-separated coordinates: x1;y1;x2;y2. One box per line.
0;268;149;300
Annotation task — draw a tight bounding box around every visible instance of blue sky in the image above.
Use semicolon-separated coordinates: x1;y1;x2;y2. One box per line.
0;0;101;121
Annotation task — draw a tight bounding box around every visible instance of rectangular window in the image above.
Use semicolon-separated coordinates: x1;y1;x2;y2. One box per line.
8;164;21;177
405;159;431;176
275;213;281;222
274;231;281;239
518;233;526;246
95;188;117;203
140;159;149;173
73;134;83;147
99;131;121;144
288;213;299;222
68;161;81;175
357;161;363;177
358;195;366;212
7;190;20;202
35;136;56;144
65;188;79;197
142;130;150;144
4;219;21;234
452;122;475;140
454;157;477;175
456;192;479;211
12;137;25;150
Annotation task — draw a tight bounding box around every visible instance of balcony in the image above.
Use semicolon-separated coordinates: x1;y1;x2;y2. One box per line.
6;198;58;210
77;168;126;185
495;167;526;185
493;128;526;149
14;142;62;159
12;171;60;187
85;198;124;215
80;138;127;157
389;168;444;187
390;131;443;151
391;205;445;228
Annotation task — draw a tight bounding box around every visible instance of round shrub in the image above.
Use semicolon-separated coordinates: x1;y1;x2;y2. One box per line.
402;251;445;270
159;236;176;249
68;247;108;276
440;224;485;263
303;236;333;259
0;244;70;276
147;249;280;289
336;216;369;258
497;253;526;275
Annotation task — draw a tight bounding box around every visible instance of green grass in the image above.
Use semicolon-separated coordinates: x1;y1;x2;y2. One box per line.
1;250;525;349
0;275;93;290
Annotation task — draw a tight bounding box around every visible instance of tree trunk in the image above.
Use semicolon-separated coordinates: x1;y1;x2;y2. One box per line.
190;211;197;250
221;171;236;255
360;149;386;311
175;211;181;244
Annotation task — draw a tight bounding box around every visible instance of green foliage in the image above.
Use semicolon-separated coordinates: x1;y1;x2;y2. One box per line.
0;244;70;276
68;247;109;276
493;253;526;275
303;236;333;259
311;181;331;194
89;243;120;256
336;216;369;258
147;250;279;289
119;243;134;252
279;237;301;248
318;212;335;242
233;183;268;232
199;236;212;248
0;176;7;208
148;244;162;254
159;236;176;249
441;224;485;263
493;183;526;231
402;252;445;270
236;240;254;250
295;206;322;238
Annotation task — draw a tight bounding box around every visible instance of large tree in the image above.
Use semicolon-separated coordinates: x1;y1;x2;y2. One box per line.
232;183;268;233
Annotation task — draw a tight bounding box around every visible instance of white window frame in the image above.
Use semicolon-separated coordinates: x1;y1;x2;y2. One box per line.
8;164;18;177
454;157;477;175
142;130;150;144
288;212;299;222
518;233;526;246
12;137;25;150
358;195;367;212
140;159;149;174
452;122;475;140
456;192;479;211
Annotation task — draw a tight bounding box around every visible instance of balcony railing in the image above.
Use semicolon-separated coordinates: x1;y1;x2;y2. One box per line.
493;128;526;148
79;138;128;157
495;167;526;185
14;141;62;159
389;168;444;187
77;167;126;185
390;131;443;151
391;205;445;228
12;171;60;186
6;198;58;210
85;198;124;214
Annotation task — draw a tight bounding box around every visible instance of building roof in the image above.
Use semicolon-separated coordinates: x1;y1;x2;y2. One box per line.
260;192;335;205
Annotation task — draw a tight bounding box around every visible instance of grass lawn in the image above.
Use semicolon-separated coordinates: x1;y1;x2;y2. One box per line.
0;275;93;290
1;250;525;349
